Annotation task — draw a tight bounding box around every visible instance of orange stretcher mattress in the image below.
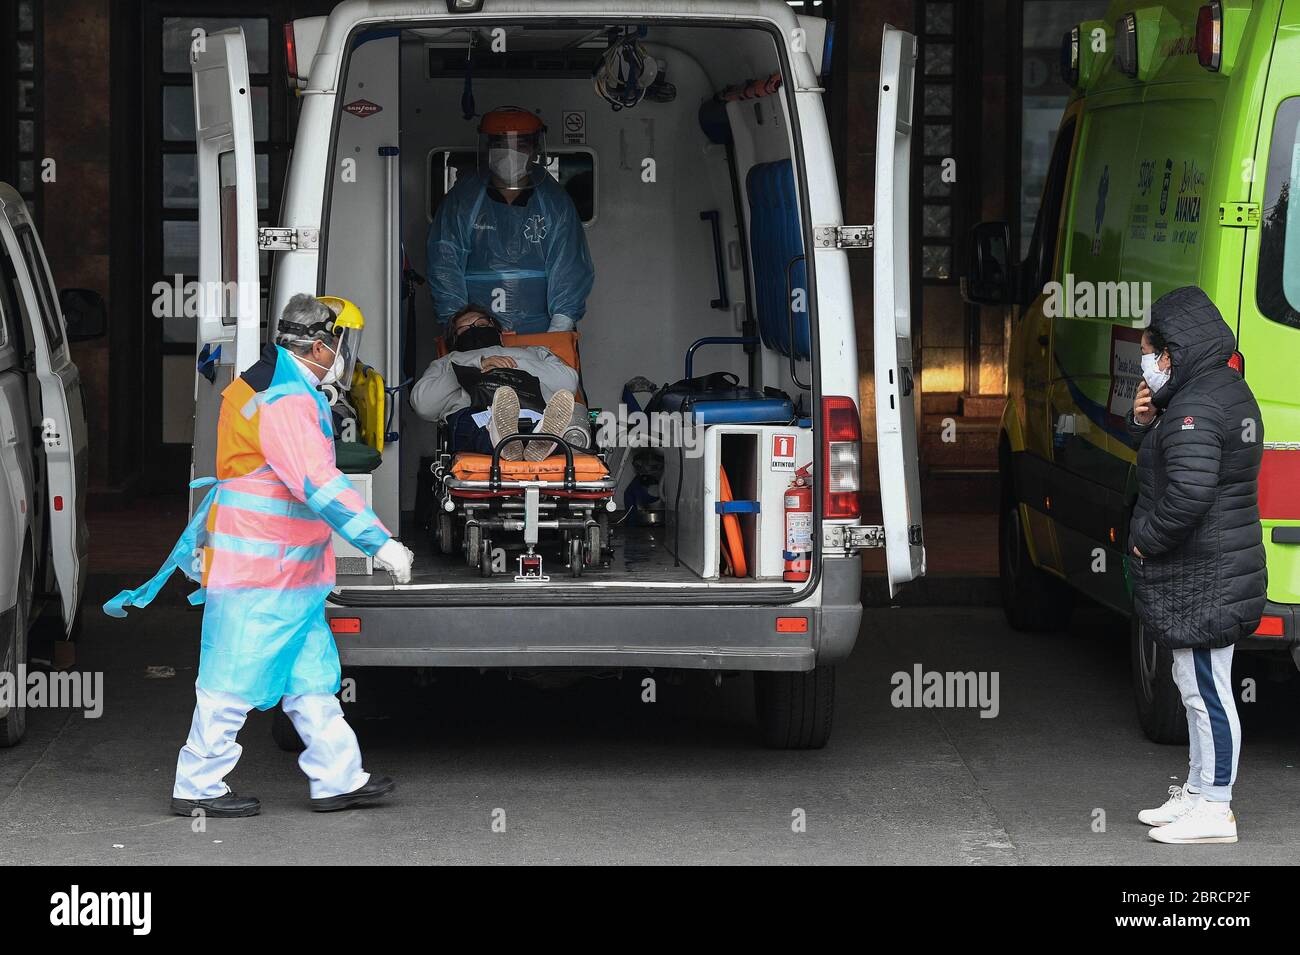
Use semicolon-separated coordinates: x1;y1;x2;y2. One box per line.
450;452;610;482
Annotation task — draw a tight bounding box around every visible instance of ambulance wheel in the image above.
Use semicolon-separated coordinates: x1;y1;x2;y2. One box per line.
569;537;583;577
271;707;305;753
466;524;482;569
480;540;493;578
437;512;457;555
0;545;34;748
753;665;834;750
1130;615;1188;745
998;500;1075;632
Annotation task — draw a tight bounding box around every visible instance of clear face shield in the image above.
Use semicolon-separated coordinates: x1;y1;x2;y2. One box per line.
477;130;546;189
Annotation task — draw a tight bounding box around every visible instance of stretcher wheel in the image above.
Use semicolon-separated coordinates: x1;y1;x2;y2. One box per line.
586;523;602;566
569;537;583;577
437;512;456;555
466;523;482;569
480;539;493;577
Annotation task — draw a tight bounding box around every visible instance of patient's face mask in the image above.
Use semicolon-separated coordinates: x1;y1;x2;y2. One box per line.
454;324;502;352
488;148;530;187
1140;351;1171;393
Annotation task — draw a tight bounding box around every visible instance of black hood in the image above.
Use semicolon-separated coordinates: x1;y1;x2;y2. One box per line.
1149;286;1237;406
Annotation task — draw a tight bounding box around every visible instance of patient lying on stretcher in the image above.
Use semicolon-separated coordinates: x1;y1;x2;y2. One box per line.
409;304;583;462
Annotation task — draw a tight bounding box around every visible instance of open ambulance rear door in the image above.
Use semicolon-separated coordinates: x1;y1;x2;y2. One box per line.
873;25;926;596
190;26;262;504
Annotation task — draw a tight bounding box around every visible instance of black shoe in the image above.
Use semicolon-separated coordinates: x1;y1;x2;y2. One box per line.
310;774;395;812
171;792;261;818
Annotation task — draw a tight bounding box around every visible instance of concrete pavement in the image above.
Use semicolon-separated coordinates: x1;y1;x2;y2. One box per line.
1;577;1297;864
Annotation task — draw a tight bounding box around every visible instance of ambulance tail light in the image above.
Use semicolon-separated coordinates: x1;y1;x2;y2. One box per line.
822;396;861;520
1259;449;1300;521
1228;349;1244;376
1196;2;1222;71
1253;615;1285;638
284;23;300;85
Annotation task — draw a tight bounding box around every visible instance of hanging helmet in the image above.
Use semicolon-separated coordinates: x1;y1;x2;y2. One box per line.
477;106;547;188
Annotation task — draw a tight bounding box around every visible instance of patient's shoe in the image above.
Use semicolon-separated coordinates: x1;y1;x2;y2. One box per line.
527;389;575;461
489;387;523;461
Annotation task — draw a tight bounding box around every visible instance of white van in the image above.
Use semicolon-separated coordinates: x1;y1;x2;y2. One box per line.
188;1;925;748
0;183;96;746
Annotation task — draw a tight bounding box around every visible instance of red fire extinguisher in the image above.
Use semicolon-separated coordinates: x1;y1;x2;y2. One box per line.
784;464;813;582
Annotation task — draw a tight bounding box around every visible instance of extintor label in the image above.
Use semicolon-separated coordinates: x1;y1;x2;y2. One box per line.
785;506;813;552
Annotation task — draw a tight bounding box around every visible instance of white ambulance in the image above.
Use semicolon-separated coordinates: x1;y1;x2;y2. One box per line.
188;0;924;748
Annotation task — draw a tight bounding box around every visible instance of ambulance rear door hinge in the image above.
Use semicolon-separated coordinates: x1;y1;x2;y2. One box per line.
258;227;320;251
813;225;873;249
823;523;885;551
1218;203;1260;229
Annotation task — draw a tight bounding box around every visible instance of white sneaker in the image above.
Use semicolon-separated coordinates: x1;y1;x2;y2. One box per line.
1148;798;1237;844
1138;784;1199;827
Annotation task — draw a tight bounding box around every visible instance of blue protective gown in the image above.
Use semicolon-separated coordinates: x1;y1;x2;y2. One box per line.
426;171;595;334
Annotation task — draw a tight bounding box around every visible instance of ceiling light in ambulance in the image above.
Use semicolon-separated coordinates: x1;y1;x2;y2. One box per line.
1195;2;1222;71
446;0;485;12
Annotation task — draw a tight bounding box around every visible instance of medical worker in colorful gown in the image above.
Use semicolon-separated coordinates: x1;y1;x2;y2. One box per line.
104;294;414;817
427;106;595;335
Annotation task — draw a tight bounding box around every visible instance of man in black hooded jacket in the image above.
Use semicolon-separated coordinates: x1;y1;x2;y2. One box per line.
1127;286;1266;845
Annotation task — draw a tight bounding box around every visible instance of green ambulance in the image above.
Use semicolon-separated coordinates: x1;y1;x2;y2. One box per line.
962;0;1299;742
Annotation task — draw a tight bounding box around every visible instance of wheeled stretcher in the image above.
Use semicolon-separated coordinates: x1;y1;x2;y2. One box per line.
434;431;617;580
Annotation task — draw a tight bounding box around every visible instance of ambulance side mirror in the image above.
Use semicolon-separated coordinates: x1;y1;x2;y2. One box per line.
960;222;1015;307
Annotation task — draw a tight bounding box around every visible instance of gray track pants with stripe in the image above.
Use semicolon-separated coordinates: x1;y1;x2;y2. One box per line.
1172;645;1241;802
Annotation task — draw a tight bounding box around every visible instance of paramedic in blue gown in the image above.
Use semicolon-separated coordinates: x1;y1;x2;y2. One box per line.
426;106;594;335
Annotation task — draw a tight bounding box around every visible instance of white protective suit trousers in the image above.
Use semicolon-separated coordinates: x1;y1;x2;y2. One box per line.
173;687;370;800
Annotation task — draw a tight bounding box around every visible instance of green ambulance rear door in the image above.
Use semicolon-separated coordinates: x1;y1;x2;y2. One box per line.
1241;0;1300;606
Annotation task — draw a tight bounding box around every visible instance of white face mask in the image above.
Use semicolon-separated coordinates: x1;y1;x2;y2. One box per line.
1140;352;1170;393
488;148;530;186
306;344;343;386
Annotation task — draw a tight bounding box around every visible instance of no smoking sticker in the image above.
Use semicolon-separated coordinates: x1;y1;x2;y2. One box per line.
562;110;586;144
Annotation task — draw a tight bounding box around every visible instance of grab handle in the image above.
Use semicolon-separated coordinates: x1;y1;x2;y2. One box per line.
785;254;810;391
685;335;759;381
700;210;729;310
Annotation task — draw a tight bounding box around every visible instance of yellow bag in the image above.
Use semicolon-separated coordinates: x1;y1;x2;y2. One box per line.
349;364;386;453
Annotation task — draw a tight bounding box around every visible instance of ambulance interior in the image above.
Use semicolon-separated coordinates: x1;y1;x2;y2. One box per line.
321;22;824;591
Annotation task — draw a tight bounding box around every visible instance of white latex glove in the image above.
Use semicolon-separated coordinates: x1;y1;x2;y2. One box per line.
547;314;575;333
375;538;414;584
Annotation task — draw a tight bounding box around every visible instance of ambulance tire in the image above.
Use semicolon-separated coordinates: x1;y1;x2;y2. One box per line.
0;544;33;748
1130;615;1188;745
271;705;306;753
754;665;834;750
999;500;1075;632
